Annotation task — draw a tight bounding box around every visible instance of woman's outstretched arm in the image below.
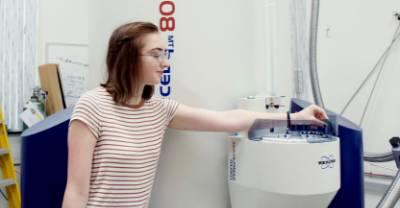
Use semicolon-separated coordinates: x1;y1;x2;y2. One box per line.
168;104;328;132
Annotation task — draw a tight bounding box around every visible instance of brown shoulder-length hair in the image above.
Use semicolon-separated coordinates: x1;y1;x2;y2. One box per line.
100;21;159;105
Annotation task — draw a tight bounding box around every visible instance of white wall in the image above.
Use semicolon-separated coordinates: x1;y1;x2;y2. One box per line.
88;1;266;207
316;0;400;176
38;0;88;64
88;0;400;207
27;0;400;207
36;1;298;206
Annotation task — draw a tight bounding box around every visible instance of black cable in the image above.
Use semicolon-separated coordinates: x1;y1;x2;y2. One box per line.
286;111;291;129
0;189;7;201
395;12;400;21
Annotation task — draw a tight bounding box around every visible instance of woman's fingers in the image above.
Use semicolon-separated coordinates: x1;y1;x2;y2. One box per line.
309;105;328;120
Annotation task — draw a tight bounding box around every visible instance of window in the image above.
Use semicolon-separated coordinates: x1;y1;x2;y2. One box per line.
0;0;38;132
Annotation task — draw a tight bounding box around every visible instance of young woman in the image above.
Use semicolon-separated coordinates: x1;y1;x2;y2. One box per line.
62;21;328;208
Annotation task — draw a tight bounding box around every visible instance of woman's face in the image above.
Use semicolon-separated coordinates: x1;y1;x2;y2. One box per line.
139;32;169;86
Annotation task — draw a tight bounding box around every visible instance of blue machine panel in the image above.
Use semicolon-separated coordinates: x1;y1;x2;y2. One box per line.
291;98;364;208
21;107;73;208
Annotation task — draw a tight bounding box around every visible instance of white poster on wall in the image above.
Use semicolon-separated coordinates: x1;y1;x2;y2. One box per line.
46;43;88;107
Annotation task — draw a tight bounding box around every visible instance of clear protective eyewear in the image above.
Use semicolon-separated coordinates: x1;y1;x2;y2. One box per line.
141;50;168;62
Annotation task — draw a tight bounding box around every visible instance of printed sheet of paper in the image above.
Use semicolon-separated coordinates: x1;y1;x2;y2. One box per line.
46;43;88;107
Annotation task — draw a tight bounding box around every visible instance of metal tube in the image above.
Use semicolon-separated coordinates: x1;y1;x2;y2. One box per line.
377;169;400;208
309;0;324;107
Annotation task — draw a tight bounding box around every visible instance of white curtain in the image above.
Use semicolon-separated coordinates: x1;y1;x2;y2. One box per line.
0;0;38;132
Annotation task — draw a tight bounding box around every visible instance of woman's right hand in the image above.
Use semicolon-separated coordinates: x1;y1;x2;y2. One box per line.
291;104;328;125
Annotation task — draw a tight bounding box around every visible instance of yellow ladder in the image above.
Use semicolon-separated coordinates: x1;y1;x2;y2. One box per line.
0;108;21;208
